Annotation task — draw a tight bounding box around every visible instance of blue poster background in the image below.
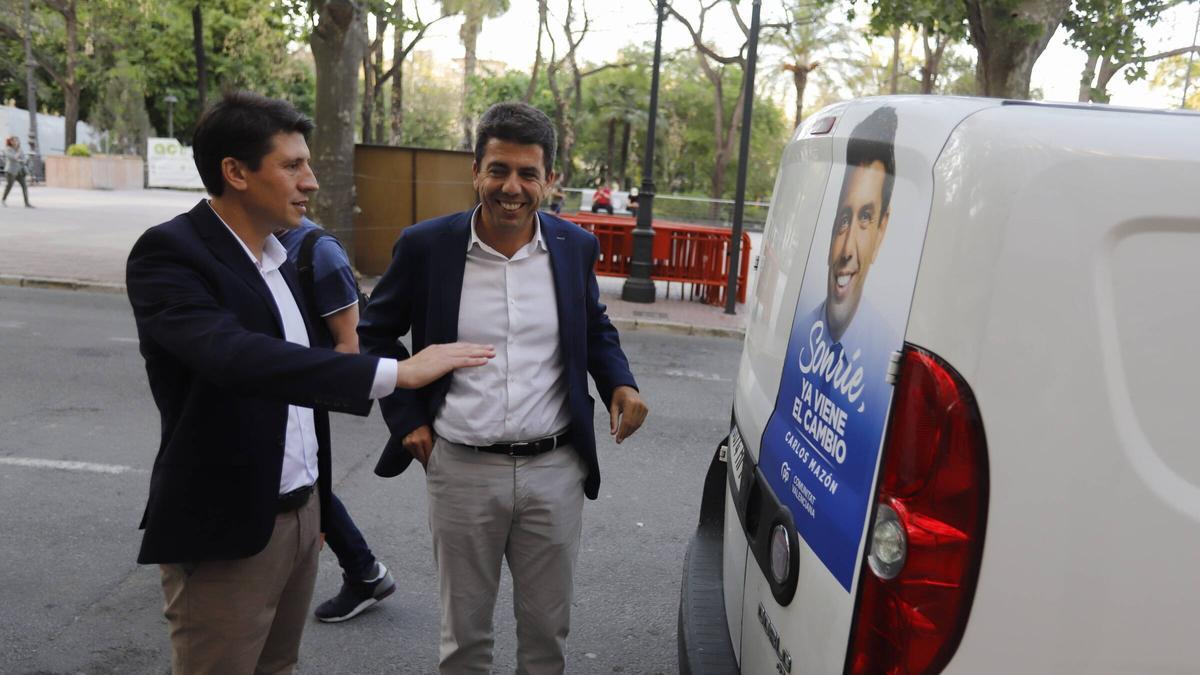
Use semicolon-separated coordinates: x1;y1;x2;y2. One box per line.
760;297;897;591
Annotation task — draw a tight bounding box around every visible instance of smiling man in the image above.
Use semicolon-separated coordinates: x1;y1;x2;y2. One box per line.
360;101;648;674
125;92;492;674
794;105;898;426
824;106;896;343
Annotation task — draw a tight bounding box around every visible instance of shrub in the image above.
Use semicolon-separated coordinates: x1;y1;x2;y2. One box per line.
66;144;91;157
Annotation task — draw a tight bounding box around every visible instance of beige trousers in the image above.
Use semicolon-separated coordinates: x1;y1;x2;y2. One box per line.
426;439;587;675
159;487;321;675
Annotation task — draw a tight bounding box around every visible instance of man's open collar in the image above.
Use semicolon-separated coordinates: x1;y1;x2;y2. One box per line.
467;206;548;255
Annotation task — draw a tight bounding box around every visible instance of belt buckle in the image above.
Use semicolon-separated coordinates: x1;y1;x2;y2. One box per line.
508;441;532;456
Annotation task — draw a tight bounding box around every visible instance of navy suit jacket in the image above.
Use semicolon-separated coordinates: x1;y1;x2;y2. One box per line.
126;200;379;564
359;210;637;499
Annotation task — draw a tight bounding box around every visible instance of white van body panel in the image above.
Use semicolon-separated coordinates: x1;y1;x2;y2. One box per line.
720;97;1200;674
907;104;1200;673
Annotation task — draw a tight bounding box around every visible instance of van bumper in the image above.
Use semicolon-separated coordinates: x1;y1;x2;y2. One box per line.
678;443;740;675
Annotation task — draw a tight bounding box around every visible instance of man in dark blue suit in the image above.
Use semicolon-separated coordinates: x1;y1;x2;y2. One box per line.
360;101;649;674
126;91;493;675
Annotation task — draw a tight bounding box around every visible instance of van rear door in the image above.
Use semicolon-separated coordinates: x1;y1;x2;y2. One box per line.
732;98;995;674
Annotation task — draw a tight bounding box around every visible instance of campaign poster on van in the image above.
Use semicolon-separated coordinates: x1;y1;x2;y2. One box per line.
759;105;921;592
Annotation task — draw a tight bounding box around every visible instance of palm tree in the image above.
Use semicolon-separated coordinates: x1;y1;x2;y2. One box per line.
774;2;852;128
439;0;511;149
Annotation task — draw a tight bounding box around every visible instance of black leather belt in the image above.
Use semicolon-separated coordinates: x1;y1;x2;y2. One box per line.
471;431;571;457
277;483;315;514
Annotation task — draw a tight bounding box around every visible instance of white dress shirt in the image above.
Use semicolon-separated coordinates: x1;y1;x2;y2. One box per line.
209;203;397;494
433;209;570;445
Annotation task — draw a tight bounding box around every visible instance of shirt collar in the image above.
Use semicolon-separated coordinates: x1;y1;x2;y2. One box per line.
207;200;287;272
467;205;548;256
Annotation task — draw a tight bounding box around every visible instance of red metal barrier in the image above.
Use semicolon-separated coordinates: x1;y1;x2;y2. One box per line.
562;212;751;305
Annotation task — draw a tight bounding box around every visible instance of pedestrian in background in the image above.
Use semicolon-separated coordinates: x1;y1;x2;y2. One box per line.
276;217;398;623
590;178;613;214
360;101;648;674
547;176;566;214
3;136;34;208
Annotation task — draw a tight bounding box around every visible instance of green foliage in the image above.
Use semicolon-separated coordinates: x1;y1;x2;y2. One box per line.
89;60;151;155
1152;52;1200;108
0;0;314;147
466;70;555;119
865;0;967;41
1066;0;1181;97
66;143;90;157
398;53;460;148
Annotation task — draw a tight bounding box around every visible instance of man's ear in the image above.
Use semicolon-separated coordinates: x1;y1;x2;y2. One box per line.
471;160;482;188
545;169;558;187
221;157;248;192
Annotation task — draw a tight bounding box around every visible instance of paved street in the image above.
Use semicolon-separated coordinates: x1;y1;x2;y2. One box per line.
0;284;743;675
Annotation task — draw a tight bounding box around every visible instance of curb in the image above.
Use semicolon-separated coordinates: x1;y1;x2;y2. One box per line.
0;274;126;294
610;317;745;339
1;273;746;339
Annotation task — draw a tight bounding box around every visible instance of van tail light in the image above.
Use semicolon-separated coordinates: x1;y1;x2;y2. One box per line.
846;345;989;674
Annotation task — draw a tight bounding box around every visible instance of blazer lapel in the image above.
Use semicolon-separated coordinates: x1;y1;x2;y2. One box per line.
541;215;578;352
433;212;472;343
187;200;285;335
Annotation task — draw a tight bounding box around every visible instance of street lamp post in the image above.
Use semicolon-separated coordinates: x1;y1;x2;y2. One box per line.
164;94;179;138
724;0;762;315
621;0;667;304
23;0;41;181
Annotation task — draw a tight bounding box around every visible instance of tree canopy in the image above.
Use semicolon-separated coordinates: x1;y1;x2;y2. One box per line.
1;0;1196;211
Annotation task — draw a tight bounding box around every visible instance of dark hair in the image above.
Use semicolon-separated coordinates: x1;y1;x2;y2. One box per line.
192;91;314;196
839;105;898;220
473;102;557;175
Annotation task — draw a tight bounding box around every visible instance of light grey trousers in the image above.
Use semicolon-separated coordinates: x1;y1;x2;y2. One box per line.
426;438;587;675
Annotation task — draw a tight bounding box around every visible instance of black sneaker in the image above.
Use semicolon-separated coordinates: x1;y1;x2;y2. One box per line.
314;562;396;623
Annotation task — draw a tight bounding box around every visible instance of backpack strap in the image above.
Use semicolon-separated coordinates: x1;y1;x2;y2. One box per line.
296;227;324;319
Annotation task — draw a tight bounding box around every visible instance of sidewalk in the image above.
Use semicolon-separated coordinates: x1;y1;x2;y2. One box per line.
0;187;750;337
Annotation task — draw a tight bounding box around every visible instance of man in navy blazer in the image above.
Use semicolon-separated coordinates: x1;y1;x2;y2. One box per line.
126;92;492;675
360;102;649;673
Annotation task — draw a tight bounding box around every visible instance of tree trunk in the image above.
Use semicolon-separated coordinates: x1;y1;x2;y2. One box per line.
1078;52;1099;102
41;0;80;146
192;4;207;113
710;72;747;214
525;0;548;103
604;117;615;181
785;63;813;128
361;49;374;144
889;28;901;94
1093;56;1123;102
546;58;574;185
390;4;405;143
310;0;366;251
964;0;1071;99
618;118;630;188
371;11;386;142
460;11;482;150
62;0;78;146
920;28;946;95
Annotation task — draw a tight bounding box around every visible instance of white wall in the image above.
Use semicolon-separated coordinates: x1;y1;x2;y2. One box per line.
0;105;101;155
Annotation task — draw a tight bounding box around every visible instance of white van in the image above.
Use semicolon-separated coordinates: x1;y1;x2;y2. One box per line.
678;96;1200;674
